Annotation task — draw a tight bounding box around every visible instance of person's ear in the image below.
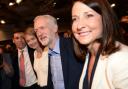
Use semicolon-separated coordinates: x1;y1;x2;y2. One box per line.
54;25;58;33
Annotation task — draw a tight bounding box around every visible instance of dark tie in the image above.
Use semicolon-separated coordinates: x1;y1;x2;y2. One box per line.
19;50;26;86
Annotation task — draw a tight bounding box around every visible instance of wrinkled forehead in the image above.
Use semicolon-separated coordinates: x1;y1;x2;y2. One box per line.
34;15;57;26
34;16;50;25
34;17;49;30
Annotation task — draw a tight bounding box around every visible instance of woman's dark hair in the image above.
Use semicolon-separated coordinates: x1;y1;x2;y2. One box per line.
72;0;123;60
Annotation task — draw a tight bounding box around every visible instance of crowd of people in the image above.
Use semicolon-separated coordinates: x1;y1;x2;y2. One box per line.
0;0;128;89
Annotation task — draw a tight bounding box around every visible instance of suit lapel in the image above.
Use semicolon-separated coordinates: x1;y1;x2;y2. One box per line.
60;37;69;89
27;47;34;66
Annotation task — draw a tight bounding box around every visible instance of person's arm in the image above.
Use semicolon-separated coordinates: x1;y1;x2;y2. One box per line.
3;54;14;77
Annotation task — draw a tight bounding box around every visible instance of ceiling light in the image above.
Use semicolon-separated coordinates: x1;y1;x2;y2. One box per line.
56;18;60;20
111;3;116;8
9;2;15;6
53;2;56;7
53;2;56;5
0;20;6;24
16;0;22;4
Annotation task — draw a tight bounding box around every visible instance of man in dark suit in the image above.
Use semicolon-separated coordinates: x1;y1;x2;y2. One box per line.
11;31;38;89
34;15;83;89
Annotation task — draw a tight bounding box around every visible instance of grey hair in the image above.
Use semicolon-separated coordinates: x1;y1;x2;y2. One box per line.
33;15;57;25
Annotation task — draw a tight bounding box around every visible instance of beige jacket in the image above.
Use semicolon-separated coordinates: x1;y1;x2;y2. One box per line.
79;42;128;89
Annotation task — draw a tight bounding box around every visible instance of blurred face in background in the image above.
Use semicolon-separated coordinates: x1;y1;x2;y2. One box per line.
13;32;26;50
34;16;57;47
72;1;103;46
0;47;3;54
24;34;40;49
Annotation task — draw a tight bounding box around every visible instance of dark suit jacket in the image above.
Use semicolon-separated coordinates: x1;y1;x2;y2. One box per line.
11;46;35;89
0;53;14;89
47;36;83;89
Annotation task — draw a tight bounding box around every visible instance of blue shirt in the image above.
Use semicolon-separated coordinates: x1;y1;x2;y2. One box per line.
49;38;65;89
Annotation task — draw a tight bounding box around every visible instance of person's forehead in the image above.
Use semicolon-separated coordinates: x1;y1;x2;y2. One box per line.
36;16;48;22
14;32;24;38
15;32;24;35
25;34;35;39
34;18;48;27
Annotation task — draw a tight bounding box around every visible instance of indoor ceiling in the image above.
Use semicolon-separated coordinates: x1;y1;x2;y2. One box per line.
0;0;128;31
0;0;72;31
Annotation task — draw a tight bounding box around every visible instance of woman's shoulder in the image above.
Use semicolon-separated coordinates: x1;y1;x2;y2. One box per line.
110;41;128;57
107;41;128;68
105;41;128;63
106;42;128;88
116;42;128;58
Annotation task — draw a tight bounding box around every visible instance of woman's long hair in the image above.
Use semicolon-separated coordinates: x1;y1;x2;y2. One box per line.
72;0;124;60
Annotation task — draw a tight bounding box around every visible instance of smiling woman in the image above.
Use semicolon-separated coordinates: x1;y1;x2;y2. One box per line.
24;26;50;88
71;0;128;89
24;27;39;49
72;1;103;45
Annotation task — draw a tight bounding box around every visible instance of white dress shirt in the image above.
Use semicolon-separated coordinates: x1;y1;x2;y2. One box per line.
18;46;37;87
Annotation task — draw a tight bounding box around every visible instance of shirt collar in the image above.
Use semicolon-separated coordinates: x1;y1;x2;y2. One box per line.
18;46;28;53
49;38;60;54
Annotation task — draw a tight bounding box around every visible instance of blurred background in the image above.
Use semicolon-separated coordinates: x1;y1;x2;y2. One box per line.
0;0;128;44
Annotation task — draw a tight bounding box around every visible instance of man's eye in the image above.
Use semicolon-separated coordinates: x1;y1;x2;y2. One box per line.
72;18;77;22
15;37;19;39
